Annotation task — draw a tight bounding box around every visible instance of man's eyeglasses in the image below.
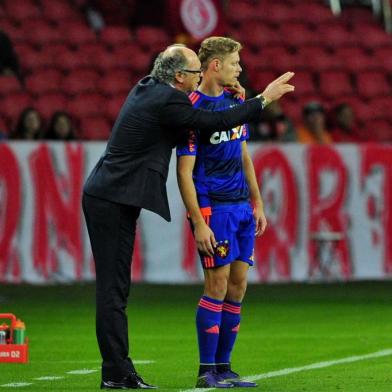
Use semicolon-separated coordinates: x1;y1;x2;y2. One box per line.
181;69;202;75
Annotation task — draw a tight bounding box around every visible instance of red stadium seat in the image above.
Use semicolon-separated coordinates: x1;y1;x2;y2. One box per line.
252;71;277;91
356;71;391;99
1;93;33;120
26;69;63;95
259;47;298;71
317;24;358;48
334;47;378;73
100;26;133;48
264;3;293;24
364;119;392;142
105;96;126;122
62;70;100;96
281;99;301;124
291;71;317;96
373;47;392;72
0;76;22;97
1;24;26;45
0;116;10;135
319;71;353;98
61;22;97;47
293;3;335;26
370;97;392;120
80;116;111;140
135;26;170;52
22;49;55;72
353;24;392;49
67;93;106;118
279;23;319;47
338;96;371;123
5;0;41;21
92;48;119;72
43;43;70;56
111;45;150;72
239;23;282;50
41;0;81;23
298;46;342;72
52;49;91;72
35;93;68;119
26;24;64;47
226;1;255;25
98;72;133;96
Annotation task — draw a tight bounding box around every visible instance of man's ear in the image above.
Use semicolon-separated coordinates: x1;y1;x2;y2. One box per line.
174;71;184;84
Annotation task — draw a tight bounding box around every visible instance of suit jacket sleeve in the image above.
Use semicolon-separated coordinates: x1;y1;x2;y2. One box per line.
161;88;264;132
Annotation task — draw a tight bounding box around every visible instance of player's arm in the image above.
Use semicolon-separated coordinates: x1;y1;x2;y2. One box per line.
162;72;294;132
241;141;267;236
176;155;216;256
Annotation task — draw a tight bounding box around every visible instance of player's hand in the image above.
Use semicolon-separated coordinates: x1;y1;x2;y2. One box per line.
226;81;245;100
260;72;295;104
193;221;217;257
254;206;267;237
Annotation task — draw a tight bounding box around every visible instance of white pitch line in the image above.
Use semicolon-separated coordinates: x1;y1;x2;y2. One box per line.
181;348;392;392
34;376;64;381
35;359;155;364
0;383;32;388
66;369;98;375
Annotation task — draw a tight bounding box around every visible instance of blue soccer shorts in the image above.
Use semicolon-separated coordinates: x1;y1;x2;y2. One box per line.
194;202;256;269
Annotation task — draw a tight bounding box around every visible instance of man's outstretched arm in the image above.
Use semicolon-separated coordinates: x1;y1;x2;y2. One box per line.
162;72;295;132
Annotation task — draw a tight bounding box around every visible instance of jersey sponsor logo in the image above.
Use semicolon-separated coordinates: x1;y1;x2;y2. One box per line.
215;240;229;258
209;125;246;145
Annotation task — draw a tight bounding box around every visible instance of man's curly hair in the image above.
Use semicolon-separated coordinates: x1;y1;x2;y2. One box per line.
151;47;187;84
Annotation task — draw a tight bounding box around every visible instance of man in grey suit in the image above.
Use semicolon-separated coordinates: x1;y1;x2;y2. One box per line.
82;45;294;390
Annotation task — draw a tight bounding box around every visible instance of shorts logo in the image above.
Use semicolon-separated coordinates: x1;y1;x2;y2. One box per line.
215;240;229;258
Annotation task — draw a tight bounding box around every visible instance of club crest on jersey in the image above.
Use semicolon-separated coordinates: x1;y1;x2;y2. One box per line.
210;125;246;145
215;240;229;258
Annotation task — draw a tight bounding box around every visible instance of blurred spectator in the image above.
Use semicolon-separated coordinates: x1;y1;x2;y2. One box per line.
10;108;44;140
46;111;76;141
330;103;364;142
0;30;22;82
296;102;332;144
250;101;296;142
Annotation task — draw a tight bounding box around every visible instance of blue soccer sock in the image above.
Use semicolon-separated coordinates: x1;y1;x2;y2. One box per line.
215;300;241;369
196;296;223;375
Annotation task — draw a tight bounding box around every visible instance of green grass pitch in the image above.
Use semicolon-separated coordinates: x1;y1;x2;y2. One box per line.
0;282;392;391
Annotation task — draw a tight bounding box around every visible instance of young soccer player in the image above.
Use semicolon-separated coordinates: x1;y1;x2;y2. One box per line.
177;37;268;388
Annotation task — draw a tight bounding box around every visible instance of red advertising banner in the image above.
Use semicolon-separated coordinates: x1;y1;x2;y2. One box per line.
0;142;391;283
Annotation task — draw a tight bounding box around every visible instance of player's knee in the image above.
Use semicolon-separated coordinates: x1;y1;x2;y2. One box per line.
205;276;228;299
227;279;247;302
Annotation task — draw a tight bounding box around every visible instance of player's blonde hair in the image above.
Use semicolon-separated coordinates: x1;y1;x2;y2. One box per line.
198;37;242;70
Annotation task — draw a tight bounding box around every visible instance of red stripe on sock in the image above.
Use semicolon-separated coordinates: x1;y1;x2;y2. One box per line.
199;299;223;312
223;303;241;314
199;299;222;310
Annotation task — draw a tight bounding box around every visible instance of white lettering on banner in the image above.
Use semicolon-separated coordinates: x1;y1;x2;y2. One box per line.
1;142;392;283
180;0;218;39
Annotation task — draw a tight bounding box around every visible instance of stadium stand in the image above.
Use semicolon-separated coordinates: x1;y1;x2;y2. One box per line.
0;0;390;140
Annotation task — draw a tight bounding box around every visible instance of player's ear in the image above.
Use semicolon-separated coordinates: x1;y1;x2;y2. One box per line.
212;59;220;72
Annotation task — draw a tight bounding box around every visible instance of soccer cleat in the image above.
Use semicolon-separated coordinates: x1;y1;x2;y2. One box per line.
217;370;258;388
196;371;234;388
101;373;157;389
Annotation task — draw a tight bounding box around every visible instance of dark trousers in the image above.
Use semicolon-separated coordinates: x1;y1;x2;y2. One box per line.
82;193;141;381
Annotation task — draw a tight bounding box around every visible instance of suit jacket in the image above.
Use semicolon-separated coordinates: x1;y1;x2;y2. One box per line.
84;76;263;221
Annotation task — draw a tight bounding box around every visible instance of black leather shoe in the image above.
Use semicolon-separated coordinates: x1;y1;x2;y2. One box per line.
100;373;158;389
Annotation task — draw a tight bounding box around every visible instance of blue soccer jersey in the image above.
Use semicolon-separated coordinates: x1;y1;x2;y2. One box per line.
176;89;250;209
